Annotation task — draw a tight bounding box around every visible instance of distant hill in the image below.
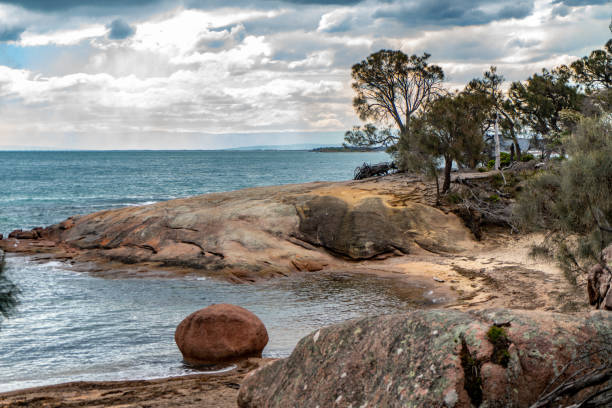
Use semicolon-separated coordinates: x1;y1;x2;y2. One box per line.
311;146;386;152
225;143;339;151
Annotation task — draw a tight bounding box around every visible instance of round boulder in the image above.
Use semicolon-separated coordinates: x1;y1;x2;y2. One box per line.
175;303;268;366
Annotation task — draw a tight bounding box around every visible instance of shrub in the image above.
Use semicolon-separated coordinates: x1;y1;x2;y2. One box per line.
513;116;612;282
520;153;535;162
487;152;512;168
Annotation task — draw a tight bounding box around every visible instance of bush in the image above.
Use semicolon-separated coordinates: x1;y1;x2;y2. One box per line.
520;153;535;162
513;116;612;282
487;152;511;168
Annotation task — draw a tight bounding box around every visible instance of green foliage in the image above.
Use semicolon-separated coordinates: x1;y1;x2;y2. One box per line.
520;153;535;162
0;262;19;325
508;68;583;157
466;67;525;160
487;194;500;203
344;124;398;150
347;50;444;148
399;92;486;193
562;38;611;93
487;152;511;168
514;115;612;280
487;326;510;367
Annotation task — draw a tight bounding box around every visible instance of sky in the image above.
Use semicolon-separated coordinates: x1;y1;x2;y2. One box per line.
0;0;609;150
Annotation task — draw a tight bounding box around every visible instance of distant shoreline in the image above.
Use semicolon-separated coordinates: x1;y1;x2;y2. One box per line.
310;146;385;152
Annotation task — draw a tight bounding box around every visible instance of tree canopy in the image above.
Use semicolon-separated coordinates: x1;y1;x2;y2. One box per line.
508;68;582;157
399;92;485;194
347;50;445;149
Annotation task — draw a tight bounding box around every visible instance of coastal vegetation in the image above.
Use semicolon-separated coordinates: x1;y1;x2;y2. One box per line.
346;28;612;293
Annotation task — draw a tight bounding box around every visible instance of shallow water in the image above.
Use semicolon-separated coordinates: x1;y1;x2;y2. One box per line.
0;255;442;392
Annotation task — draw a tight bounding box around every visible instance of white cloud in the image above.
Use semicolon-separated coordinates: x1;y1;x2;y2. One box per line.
19;25;107;46
0;1;608;149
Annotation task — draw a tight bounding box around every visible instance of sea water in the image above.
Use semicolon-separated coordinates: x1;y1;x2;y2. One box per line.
0;150;438;392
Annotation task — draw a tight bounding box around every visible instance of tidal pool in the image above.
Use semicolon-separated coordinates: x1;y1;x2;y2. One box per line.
0;254;444;392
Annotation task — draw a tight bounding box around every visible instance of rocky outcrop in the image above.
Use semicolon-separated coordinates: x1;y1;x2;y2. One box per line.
238;309;612;408
0;175;475;281
175;304;268;366
587;244;612;310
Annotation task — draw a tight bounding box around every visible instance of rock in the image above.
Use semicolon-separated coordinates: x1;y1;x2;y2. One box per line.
175;304;268;366
291;257;325;272
587;244;612;310
296;195;467;259
0;175;475;280
8;229;39;240
238;309;611;408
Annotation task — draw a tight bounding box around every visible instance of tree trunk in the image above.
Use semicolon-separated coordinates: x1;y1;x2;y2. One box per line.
512;133;522;160
442;156;452;193
494;112;501;169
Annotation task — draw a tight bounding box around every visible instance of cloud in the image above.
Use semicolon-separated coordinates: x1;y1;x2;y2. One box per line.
107;18;134;39
373;0;535;27
0;25;25;41
19;25;107;46
317;9;355;32
0;0;160;12
551;0;609;6
0;0;608;149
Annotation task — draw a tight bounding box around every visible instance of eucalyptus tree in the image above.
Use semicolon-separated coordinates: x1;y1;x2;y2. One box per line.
565;37;612;93
465;67;523;163
508;68;582;158
400;92;485;196
345;50;445;151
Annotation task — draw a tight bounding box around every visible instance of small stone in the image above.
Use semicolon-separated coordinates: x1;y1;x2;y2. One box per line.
433;277;445;283
443;389;458;407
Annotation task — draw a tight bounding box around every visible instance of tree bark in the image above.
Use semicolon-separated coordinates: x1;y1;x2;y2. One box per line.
494;112;501;169
442;156;452;193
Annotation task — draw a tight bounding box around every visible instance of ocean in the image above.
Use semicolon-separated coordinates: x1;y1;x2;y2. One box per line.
0;150;439;392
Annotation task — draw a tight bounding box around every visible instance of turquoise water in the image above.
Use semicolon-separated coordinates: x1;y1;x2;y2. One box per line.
0;150;444;392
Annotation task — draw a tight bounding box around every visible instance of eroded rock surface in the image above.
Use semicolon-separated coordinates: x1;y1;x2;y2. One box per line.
0;175;474;281
175;304;268;366
587;244;612;310
238;309;612;408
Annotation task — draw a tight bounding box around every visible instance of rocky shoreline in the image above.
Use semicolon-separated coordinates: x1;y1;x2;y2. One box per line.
0;173;605;407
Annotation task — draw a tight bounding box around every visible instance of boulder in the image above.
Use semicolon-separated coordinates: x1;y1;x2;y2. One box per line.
238;309;611;408
175;304;268;366
587;244;612;310
8;229;39;240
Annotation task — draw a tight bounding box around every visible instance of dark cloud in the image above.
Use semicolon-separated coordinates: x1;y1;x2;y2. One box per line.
551;0;609;6
281;0;362;3
107;19;134;39
0;25;25;41
373;0;535;27
551;4;571;17
0;0;158;11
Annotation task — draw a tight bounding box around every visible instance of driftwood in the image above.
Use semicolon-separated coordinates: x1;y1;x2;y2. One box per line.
529;336;612;408
452;177;517;239
353;162;397;180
